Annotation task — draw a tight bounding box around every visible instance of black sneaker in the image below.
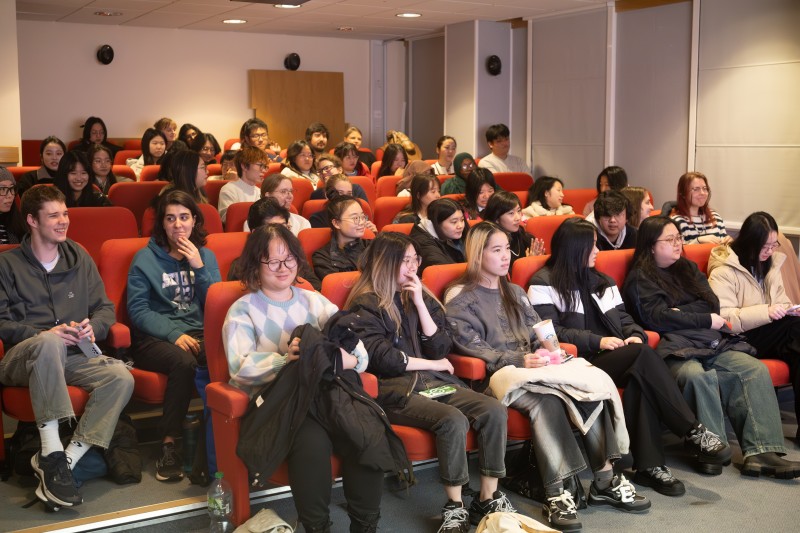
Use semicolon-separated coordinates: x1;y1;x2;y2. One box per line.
30;451;83;507
634;466;686;496
468;490;517;525
685;424;732;474
438;500;469;533
155;442;184;482
542;490;582;531
588;474;651;513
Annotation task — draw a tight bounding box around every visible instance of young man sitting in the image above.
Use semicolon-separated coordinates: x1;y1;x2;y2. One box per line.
477;124;531;175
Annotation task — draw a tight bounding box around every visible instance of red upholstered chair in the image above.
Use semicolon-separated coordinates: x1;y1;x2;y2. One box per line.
513;191;528;207
139;165;161;182
112;165;137;181
594;249;635;289
224;202;254;233
376;175;403;197
441;193;464;203
649;209;662;217
373;196;410;231
223;138;239;151
525;214;581;255
108;181;166;232
509;255;550;290
682;243;717;274
206;232;248;280
291;178;314;213
380;223;413;235
375;148;384;161
206;180;232;209
206;164;222;177
66;207;139;264
493;172;533;192
321;271;360;309
8;166;39;181
298;227;375;266
113;150;142;165
0;244;19;253
141;203;223;237
370;161;382;180
349;175;376;206
437;175;453;186
123;139;142;150
562;189;597;215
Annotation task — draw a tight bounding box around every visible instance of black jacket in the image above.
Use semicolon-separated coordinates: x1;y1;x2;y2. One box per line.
596;224;637;251
409;224;465;272
236;318;412;487
508;228;532;272
312;237;369;281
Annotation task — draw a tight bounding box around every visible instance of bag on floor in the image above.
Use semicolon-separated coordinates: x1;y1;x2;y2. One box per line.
104;413;142;484
500;441;586;509
476;512;558;533
233;508;294;533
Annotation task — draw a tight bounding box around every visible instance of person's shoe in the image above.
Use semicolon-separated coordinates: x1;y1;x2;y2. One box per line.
30;451;83;507
155;442;184;482
741;452;800;479
438;500;469;533
542;490;582;531
588;474;651;513
633;466;686;497
468;490;517;525
685;424;731;475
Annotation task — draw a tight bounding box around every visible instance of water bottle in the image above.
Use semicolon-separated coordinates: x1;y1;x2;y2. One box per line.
182;413;200;472
208;471;233;533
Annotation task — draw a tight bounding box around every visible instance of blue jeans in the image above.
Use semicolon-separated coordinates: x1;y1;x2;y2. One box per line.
667;349;786;458
510;393;621;486
0;332;134;448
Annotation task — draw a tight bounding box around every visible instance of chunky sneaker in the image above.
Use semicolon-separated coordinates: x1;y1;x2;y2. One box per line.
685;424;732;475
31;451;83;507
542;490;582;531
468;490;517;525
438;500;470;533
634;466;686;496
741;452;800;479
588;474;651;513
155;442;184;482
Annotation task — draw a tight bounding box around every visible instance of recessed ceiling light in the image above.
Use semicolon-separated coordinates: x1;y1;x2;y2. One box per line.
396;13;421;18
275;4;302;8
94;11;123;17
223;19;247;24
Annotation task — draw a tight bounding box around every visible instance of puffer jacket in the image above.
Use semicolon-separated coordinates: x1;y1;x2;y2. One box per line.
707;245;790;333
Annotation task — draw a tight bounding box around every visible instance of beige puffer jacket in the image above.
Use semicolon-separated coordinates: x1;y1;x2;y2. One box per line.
707;245;790;333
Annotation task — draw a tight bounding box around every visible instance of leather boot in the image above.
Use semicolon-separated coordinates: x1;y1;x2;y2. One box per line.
742;452;800;479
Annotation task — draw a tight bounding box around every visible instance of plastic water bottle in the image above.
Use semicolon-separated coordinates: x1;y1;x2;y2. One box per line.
183;413;200;472
208;471;233;533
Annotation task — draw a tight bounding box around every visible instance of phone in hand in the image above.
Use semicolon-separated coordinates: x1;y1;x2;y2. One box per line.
76;325;102;358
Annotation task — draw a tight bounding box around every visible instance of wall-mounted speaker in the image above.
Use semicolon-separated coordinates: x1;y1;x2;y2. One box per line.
284;53;301;71
97;44;114;65
486;55;502;76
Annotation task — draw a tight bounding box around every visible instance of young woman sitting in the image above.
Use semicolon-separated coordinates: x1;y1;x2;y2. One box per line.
432;136;457;176
258;175;311;236
395;160;433;197
346;232;514;533
129;128;167;180
623;216;800;479
462;169;498;221
440;153;476;196
669;171;731;245
312;195;371;282
376;143;408;180
281;140;320;188
583;166;627;217
620;186;654;229
483;191;544;271
523;177;574;218
54;151;111;208
409;198;467;272
89;144;131;195
445;222;649;531
0;167;25;244
159;150;209;204
394;174;441;224
334;142;370;177
707;211;800;441
17;136;66;196
310;155;369;203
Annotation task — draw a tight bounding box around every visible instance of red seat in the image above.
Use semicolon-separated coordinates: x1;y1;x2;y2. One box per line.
206;180;232;209
380;223;413;235
141;203;223;237
562;189;597;215
139;165;161;182
112;165;137;181
66;207;139;265
682;243;717;274
509;255;550;290
108;181;166;232
123;139;142;150
349;176;376;206
370;161;382;180
223;138;239;151
513;191;528;208
206;232;248;280
225;202;254;233
207;164;222;177
376;175;403;197
493;172;533;192
114;149;142;166
0;244;20;253
594;249;635;289
8;166;39;182
373;197;410;231
525;214;582;255
291;178;314;213
321;271;360;308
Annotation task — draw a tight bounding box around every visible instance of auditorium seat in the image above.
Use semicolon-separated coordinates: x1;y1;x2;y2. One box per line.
525;214;582;254
370;161;382;180
123;139;142;150
376;175;403;197
513;191;528;208
562;189;597;215
206;232;248;280
349;175;376;206
493;172;533;192
291;178;314;213
206;163;222;177
66;207;139;264
206;180;232;208
380;223;414;235
682;243;717;273
373;196;410;231
224;202;253;233
108;181;166;231
298;227;376;266
114;149;142;166
139;165;161;182
112;165;137;181
8;166;39;182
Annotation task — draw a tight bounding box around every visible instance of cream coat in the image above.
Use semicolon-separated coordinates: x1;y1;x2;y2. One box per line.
707;245;790;333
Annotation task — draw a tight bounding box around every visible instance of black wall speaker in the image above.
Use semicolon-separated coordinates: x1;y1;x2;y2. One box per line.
284;53;301;71
486;55;502;76
97;45;114;65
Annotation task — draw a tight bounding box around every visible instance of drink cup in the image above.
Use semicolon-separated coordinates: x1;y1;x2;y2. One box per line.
533;319;561;353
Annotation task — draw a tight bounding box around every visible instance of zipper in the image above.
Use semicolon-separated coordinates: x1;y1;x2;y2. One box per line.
406;372;418;399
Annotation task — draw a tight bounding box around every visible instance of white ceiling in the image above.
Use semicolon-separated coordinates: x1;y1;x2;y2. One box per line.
16;0;610;41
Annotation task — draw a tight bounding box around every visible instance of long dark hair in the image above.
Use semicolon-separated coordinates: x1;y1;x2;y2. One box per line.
377;143;408;178
597;165;628;194
483;191;521;226
731;211;779;282
545;219;611;312
528;176;566;210
428;198;466;242
464;168;497;213
631;216;716;306
54;151;97;208
81;117;108;144
87;144;119;188
0;168;25;242
166;150;207;203
152;189;208;250
141;128;167;166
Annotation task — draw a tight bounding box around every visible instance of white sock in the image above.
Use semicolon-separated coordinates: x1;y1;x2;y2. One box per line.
38;420;63;457
65;440;91;468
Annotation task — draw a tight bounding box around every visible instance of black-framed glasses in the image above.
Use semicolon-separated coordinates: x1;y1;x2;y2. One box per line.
250;133;268;140
656;235;684;247
762;242;780;252
341;214;367;225
261;255;298;272
0;186;16;196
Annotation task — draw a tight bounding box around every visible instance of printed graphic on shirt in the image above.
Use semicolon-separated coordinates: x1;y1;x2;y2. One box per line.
161;270;196;310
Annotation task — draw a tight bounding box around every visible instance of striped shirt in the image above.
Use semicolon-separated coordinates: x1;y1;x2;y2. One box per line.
671;210;727;244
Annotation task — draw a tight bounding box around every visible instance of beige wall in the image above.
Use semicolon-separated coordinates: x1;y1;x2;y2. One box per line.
0;1;22;163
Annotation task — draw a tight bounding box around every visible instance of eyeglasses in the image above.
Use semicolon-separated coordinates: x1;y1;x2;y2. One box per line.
402;255;421;267
341;214;367;225
0;186;16;196
255;163;268;170
461;162;476;170
298;153;314;159
249;133;268;140
690;186;710;194
261;255;298;272
656;235;685;247
275;188;294;195
92;159;111;166
762;242;780;252
200;146;215;153
318;165;336;174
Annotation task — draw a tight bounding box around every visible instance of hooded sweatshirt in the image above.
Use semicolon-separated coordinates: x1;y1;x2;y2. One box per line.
127;237;220;342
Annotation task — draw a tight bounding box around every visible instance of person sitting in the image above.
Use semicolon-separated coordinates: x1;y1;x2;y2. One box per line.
0;167;25;244
53;151;111;208
623;216;800;479
483;191;544;271
71;116;121;158
584;166;628;217
259;175;311;236
306;122;330;158
311;196;371;282
154;117;179;153
208;150;238;182
393;174;441;224
179;123;202;148
127;190;221;482
344;125;376;168
620;187;654;228
281;140;320;188
529;218;730;493
346;232;514;532
477;124;530;175
589;191;637;251
440;153;476;196
445;222;649;531
310;154;369;203
129;128;166;180
309;176;377;233
395;160;433;197
669;171;730;245
192;133;221;167
432;136;457;176
224;224;387;532
707;211;800;442
17;136;66;196
89;144;131;195
158;150;209;204
462;169;498;221
235;118;282;162
409;198;467;272
376;143;408;180
522;176;574;218
0;185;133;509
217;146;265;223
334;142;371;177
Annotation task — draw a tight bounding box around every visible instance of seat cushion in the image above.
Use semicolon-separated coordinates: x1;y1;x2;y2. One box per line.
2;386;89;421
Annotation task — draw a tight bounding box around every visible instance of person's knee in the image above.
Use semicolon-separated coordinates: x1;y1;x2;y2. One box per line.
108;361;135;397
674;362;715;387
434;408;470;439
482;398;508;428
30;332;68;362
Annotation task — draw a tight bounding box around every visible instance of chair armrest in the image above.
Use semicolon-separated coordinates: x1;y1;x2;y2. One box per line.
106;323;131;349
562;343;577;357
206;382;250;419
361;372;379;398
447;353;487;381
644;331;660;349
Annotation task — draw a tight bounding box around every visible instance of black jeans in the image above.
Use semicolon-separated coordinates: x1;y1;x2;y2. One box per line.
745;316;800;423
590;343;697;470
131;331;201;440
287;415;383;531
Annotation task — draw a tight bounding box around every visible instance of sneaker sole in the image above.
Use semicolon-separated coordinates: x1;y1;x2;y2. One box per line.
695;460;724;475
632;473;686;497
741;465;800;479
588;495;651;513
30;456;81;507
541;508;582;531
155;471;185;482
35;480;65;510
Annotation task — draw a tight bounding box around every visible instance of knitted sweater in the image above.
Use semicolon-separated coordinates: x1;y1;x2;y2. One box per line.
671;210;727;244
521;200;574;218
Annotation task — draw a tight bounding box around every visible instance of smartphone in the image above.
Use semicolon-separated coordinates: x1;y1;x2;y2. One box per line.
76;325;102;358
788;304;800;312
419;385;457;399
